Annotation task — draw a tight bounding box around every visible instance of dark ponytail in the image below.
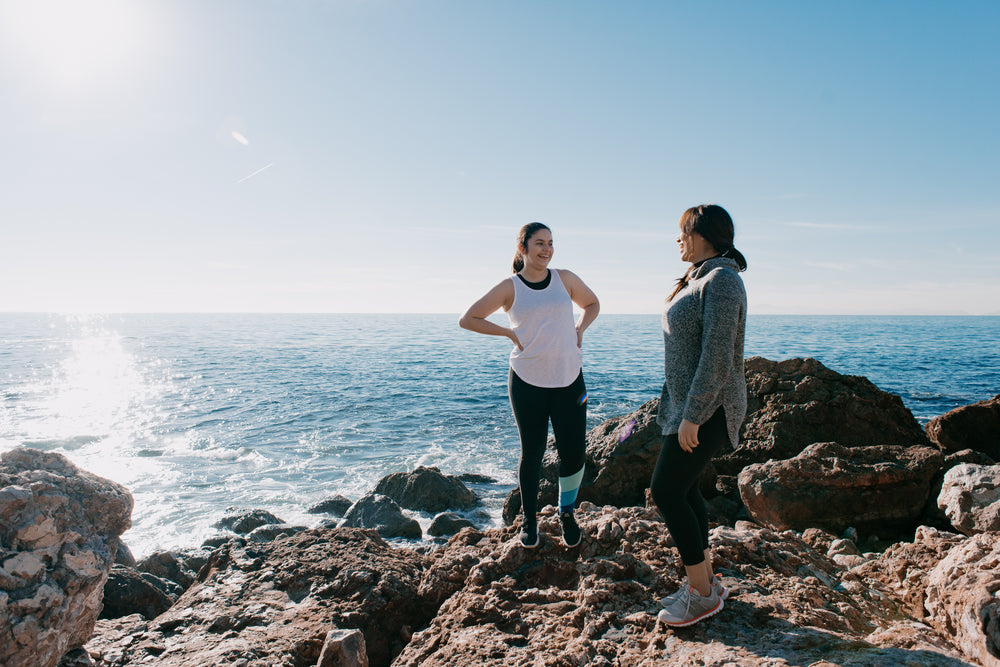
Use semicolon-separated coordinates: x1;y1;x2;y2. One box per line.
667;204;747;301
512;222;551;273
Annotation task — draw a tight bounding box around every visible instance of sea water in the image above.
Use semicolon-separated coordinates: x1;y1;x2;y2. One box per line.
1;313;998;557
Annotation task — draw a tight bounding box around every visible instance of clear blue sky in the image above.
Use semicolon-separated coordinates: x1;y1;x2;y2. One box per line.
2;1;998;314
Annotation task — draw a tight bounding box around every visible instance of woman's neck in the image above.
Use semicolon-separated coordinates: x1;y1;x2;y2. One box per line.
519;266;549;283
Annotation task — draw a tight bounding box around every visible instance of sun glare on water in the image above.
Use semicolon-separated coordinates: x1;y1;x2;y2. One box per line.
0;0;157;93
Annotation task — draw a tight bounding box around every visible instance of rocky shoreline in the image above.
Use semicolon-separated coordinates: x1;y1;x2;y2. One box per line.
2;356;999;667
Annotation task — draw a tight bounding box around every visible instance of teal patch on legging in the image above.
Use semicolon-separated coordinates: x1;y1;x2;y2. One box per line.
559;465;585;511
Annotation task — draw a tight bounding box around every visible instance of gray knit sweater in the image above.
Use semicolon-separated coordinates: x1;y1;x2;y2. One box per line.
656;256;747;446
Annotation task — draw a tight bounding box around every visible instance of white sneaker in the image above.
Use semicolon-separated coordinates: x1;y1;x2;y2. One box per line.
657;585;723;628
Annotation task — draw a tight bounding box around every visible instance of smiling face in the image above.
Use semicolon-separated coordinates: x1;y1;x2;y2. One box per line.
677;221;716;264
520;227;554;272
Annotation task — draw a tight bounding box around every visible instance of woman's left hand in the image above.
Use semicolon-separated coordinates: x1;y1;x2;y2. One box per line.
678;419;700;452
576;328;584;349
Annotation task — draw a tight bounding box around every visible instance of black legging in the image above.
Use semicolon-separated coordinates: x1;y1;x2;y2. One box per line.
650;406;730;566
508;368;587;522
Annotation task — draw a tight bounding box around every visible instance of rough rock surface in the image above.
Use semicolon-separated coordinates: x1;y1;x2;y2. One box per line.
395;505;974;666
926;394;1000;460
738;442;943;534
213;508;284;535
341;494;422;539
722;357;930;475
853;525;1000;667
0;447;133;667
937;463;1000;535
77;504;1000;667
81;528;434;667
99;565;178;620
374;466;478;513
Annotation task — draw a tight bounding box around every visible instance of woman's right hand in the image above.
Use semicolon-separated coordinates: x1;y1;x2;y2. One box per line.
508;329;523;351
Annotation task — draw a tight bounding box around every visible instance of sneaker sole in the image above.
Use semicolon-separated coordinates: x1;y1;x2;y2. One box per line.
562;535;581;548
658;598;724;628
519;536;539;549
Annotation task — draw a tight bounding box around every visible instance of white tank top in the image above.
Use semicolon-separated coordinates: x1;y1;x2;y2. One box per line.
507;269;582;388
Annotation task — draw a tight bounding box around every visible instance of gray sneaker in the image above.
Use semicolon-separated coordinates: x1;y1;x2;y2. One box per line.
657;584;723;628
659;575;727;607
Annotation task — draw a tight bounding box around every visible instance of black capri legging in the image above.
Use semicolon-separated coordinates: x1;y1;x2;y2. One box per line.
650;406;730;566
508;368;587;520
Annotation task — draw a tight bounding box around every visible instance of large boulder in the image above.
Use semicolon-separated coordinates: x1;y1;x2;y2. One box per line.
926;394;1000;460
720;357;929;477
373;466;478;513
937;463;1000;535
341;494;422;539
738;442;943;534
0;447;133;667
81;528;434;667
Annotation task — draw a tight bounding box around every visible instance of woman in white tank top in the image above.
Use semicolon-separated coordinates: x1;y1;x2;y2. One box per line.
459;223;600;549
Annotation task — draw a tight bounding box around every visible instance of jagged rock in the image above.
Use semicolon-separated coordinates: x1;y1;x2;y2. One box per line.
458;473;498;484
427;512;475;537
341;494;421;539
0;447;133;667
135;548;208;590
373;466;478;513
721;357;929;476
212;508;284;534
100;565;178;620
80;529;433;667
937;463;1000;535
394;505;971;666
853;525;1000;667
923;531;1000;667
738;442;943;535
307;495;354;517
113;542;135;567
926;394;1000;460
317;628;369;667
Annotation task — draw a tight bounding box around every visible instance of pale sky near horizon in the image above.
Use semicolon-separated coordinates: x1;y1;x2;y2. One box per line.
1;1;998;315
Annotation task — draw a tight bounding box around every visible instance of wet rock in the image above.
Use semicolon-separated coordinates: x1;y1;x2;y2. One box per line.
100;565;177;620
307;495;354;517
114;542;136;568
937;462;1000;535
428;512;475;537
926;394;1000;460
738;442;943;535
0;447;133;667
373;466;478;513
247;523;308;542
212;508;284;535
459;473;498;484
341;494;421;539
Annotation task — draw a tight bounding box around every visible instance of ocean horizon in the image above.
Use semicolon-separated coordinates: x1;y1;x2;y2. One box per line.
2;313;998;558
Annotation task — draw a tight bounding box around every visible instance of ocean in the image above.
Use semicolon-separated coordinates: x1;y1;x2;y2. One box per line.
1;313;998;558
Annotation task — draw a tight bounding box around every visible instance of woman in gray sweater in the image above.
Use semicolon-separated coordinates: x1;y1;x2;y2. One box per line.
652;204;748;628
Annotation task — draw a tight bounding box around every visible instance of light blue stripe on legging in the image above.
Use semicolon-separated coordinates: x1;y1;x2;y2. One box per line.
558;465;585;511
